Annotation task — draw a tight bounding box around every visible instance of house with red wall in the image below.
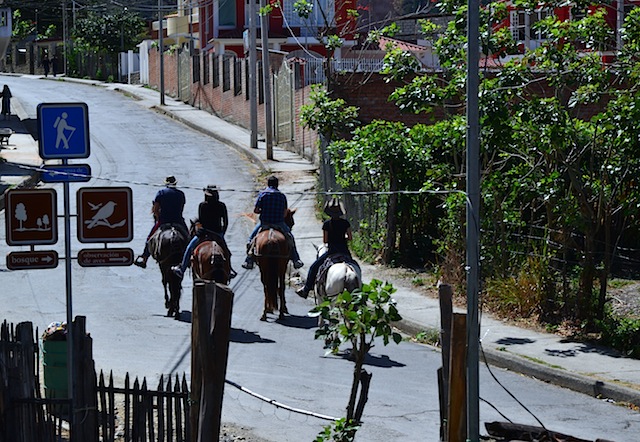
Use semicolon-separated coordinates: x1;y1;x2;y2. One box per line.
197;0;359;59
496;0;640;63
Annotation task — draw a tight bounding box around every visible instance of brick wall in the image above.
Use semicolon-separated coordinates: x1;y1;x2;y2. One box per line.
148;48;320;163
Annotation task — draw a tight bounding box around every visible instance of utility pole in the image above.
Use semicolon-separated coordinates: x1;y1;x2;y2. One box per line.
62;0;68;75
466;0;480;439
259;0;273;159
249;0;258;149
158;0;165;105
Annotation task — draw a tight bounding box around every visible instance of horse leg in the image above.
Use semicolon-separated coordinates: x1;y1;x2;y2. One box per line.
278;273;288;319
260;287;268;321
162;271;170;309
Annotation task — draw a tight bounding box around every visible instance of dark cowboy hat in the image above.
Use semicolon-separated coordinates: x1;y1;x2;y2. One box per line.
324;198;345;217
204;185;219;196
164;175;178;186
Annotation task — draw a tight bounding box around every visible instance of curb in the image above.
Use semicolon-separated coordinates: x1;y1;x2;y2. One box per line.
393;318;640;408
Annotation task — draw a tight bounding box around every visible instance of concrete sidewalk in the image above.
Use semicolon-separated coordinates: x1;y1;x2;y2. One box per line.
3;74;640;408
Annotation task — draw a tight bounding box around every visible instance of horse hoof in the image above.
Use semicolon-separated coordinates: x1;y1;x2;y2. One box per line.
279;313;285;321
174;311;181;320
260;315;267;321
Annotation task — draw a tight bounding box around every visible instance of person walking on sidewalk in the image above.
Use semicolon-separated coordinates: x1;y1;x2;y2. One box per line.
171;185;236;279
296;198;353;298
42;55;51;77
135;176;188;268
242;175;304;270
0;85;12;120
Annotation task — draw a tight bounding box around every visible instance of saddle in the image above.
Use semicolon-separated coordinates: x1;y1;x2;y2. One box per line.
149;223;187;261
248;224;293;257
316;253;351;290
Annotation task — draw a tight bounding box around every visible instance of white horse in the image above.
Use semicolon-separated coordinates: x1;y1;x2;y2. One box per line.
313;244;362;308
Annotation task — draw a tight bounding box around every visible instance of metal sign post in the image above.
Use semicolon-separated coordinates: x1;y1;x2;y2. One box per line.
37;102;90;437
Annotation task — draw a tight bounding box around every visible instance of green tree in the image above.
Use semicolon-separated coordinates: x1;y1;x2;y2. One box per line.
73;9;145;54
311;280;402;441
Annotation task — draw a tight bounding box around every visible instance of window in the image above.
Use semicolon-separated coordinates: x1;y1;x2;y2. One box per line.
282;0;335;36
218;0;236;29
510;7;553;42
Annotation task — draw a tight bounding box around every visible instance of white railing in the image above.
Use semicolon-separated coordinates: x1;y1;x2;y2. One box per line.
299;58;384;86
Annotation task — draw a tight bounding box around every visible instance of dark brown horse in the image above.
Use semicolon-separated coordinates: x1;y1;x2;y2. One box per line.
148;224;188;318
254;208;296;321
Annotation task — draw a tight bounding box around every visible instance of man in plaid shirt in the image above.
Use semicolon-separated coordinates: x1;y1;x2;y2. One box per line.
242;176;304;270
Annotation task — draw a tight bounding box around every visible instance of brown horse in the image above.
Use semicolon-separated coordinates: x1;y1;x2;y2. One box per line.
148;224;188;318
254;208;296;321
191;240;231;283
188;220;232;284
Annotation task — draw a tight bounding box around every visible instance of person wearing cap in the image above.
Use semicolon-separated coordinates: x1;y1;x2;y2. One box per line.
171;185;236;279
242;175;304;270
135;176;188;268
296;197;352;298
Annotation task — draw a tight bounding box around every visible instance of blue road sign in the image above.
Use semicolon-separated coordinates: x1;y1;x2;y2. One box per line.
38;102;90;159
41;164;92;183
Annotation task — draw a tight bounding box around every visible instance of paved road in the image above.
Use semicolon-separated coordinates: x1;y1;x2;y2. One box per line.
1;75;639;441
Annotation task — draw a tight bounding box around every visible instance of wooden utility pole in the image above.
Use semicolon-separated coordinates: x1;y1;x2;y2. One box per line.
259;0;273;159
249;0;258;149
158;0;165;105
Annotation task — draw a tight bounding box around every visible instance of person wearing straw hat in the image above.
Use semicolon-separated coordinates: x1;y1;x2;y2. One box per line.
135;176;188;268
172;185;236;279
296;197;352;298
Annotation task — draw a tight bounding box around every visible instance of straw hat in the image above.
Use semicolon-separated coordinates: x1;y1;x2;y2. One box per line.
323;198;345;217
204;185;218;196
164;176;177;187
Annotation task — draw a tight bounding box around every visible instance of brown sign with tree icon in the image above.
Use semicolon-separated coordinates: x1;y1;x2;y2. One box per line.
5;189;58;245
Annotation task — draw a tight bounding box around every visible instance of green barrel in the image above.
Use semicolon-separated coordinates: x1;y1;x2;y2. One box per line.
41;340;69;416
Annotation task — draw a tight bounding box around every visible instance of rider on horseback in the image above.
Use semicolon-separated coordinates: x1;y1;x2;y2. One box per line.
171;185;236;279
242;175;304;270
296;197;353;299
134;176;188;268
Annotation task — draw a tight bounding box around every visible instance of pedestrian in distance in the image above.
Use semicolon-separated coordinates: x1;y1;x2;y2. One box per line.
51;55;58;77
42;54;50;77
296;197;353;298
0;85;11;120
172;185;237;279
135;176;188;268
242;175;304;270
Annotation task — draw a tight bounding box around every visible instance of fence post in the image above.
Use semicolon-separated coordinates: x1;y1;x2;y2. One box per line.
447;313;467;442
438;283;453;440
192;282;233;441
72;316;97;441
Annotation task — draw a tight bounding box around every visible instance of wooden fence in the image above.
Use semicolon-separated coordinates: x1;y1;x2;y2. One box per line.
1;319;191;442
96;370;190;442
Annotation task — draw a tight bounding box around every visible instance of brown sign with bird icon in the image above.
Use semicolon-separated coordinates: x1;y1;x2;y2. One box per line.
77;187;133;243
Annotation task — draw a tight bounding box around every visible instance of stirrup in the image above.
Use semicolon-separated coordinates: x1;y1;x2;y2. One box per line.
134;255;147;269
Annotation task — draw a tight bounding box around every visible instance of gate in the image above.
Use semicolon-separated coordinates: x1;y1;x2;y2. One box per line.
274;61;294;145
178;48;191;102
